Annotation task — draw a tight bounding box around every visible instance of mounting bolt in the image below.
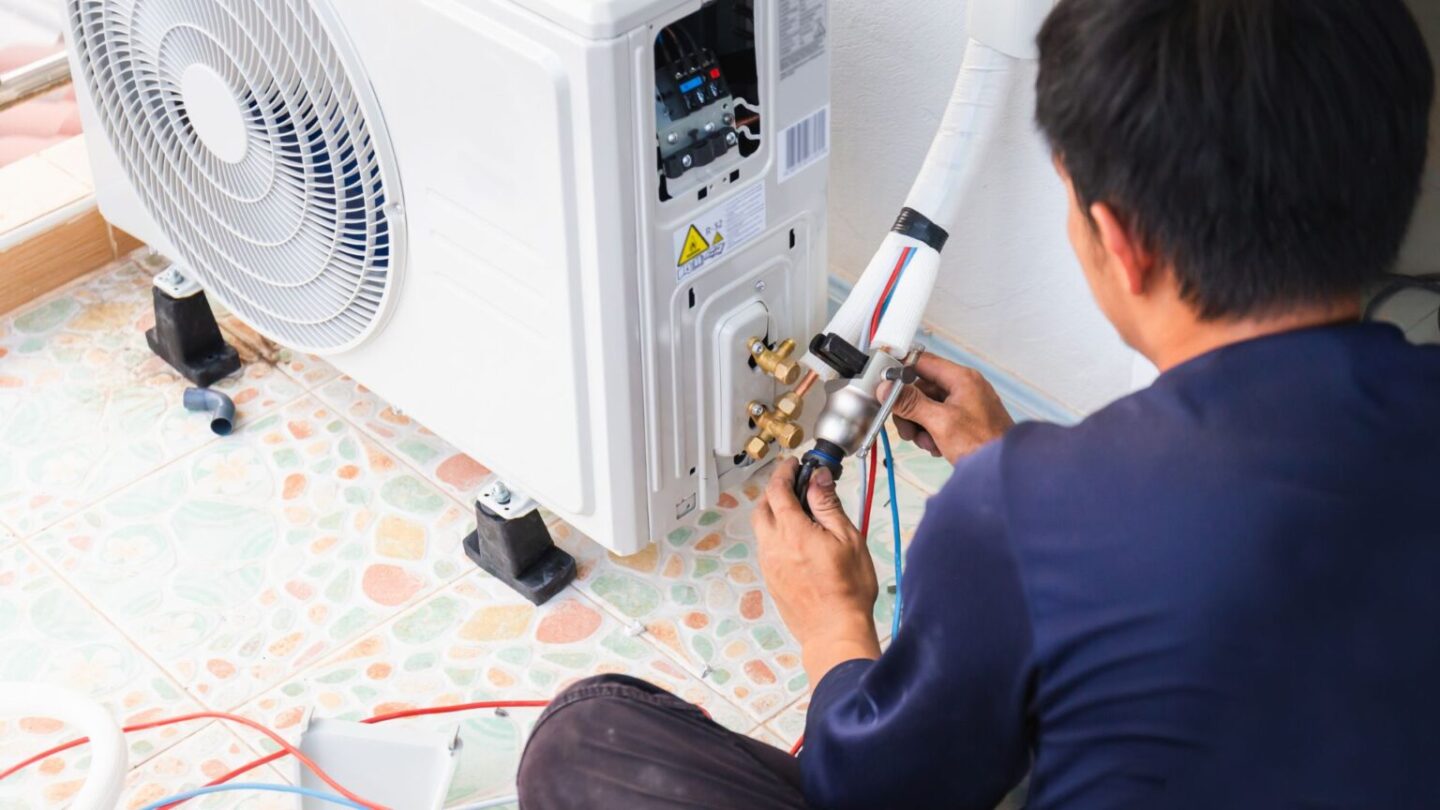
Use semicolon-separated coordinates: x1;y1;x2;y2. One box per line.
748;401;768;418
681;154;693;168
666;132;679;144
725;131;738;146
704;121;716;133
491;482;512;505
723;113;734;124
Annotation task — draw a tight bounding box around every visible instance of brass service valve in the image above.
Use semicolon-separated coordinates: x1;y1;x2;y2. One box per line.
744;400;806;460
749;337;802;385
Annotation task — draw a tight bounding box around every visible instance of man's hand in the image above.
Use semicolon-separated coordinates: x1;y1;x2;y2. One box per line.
887;353;1016;464
752;459;881;685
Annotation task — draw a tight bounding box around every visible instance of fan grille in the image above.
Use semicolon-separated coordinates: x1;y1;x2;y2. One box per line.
67;0;403;352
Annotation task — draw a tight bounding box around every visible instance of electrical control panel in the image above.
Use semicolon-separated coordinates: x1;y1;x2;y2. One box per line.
653;1;761;198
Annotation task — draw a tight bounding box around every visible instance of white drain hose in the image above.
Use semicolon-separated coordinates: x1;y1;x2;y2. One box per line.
0;684;127;809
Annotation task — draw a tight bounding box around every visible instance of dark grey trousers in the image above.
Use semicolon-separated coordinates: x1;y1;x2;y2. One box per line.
517;674;810;809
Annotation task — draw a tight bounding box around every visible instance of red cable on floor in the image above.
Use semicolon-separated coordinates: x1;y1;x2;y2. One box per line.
163;700;554;807
0;711;388;810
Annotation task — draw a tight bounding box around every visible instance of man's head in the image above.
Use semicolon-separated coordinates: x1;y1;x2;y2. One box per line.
1035;0;1434;363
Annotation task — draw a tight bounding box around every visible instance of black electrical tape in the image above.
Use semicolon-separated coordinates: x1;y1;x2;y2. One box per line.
891;207;950;253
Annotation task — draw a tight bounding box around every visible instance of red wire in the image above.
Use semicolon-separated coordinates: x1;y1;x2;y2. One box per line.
859;444;879;538
164;700;552;807
787;248;904;763
869;248;911;346
0;712;388;810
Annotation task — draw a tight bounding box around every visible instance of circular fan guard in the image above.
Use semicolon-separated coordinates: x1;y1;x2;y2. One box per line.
66;0;404;353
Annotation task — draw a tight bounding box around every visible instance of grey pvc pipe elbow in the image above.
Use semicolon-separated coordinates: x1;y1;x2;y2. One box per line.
183;387;235;435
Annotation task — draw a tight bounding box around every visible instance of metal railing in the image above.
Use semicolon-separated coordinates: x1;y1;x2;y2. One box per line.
0;51;71;113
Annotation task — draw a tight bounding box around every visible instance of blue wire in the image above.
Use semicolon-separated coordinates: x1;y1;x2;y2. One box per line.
881;427;904;636
877;247;918;323
137;782;368;810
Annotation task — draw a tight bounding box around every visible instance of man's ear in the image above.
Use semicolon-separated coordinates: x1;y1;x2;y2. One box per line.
1089;202;1156;296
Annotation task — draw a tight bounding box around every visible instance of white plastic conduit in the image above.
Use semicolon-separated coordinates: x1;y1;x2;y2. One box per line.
805;39;1019;374
0;683;127;809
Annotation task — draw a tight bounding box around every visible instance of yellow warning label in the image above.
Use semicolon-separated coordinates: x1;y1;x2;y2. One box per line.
712;231;724;245
678;225;711;267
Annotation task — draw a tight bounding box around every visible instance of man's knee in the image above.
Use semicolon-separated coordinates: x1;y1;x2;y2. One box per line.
518;675;684;804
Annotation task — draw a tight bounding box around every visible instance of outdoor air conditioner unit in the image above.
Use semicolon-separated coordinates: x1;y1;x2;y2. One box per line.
62;0;832;556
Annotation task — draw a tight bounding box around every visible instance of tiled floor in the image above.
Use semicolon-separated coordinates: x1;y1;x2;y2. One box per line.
0;253;951;808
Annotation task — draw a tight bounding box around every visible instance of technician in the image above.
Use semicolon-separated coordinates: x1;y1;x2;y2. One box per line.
517;0;1440;807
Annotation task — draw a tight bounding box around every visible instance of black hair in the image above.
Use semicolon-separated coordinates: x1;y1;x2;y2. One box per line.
1035;0;1435;320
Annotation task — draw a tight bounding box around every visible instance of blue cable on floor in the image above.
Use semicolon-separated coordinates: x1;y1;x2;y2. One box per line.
881;427;904;636
138;782;367;810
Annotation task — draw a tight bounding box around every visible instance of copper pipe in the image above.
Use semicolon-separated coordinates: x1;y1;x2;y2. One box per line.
794;370;819;398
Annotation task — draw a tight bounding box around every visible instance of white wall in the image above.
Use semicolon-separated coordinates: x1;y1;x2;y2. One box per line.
826;0;1440;417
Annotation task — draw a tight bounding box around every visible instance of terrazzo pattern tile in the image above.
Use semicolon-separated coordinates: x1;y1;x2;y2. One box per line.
766;695;809;749
29;397;474;711
233;572;751;808
118;723;290;810
0;258;305;535
0;545;205;807
550;468;930;725
316;375;493;505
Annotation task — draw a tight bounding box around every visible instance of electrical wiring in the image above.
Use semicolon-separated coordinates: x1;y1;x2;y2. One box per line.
881;427;904;636
0;712;382;809
877;248;917;325
163;700;553;808
1365;272;1440;332
139;783;368;810
662;27;685;61
655;32;677;64
452;796;522;809
862;247;914;352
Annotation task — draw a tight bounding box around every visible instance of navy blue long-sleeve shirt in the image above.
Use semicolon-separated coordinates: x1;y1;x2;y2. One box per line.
803;323;1440;809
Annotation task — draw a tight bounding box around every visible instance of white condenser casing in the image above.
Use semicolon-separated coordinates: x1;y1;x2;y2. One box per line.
63;0;831;553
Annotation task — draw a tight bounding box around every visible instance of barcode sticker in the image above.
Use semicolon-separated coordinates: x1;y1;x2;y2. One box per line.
779;106;829;183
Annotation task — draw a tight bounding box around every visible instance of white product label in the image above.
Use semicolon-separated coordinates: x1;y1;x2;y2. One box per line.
779;0;827;80
779;105;829;183
674;183;767;281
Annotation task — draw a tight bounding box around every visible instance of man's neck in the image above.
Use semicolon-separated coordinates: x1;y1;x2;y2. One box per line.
1146;298;1363;373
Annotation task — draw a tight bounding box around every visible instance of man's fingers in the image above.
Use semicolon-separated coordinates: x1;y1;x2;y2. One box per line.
914;352;980;396
764;458;806;521
751;496;774;533
893;414;921;442
889;382;947;431
806;466;858;542
916;431;942;457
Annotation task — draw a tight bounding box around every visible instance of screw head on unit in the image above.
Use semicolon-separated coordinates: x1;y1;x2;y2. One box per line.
754;279;766;292
723;113;734;124
666;132;679;144
490;482;512;505
704;122;716;133
725;131;738;146
748;401;767;418
681;154;693;168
